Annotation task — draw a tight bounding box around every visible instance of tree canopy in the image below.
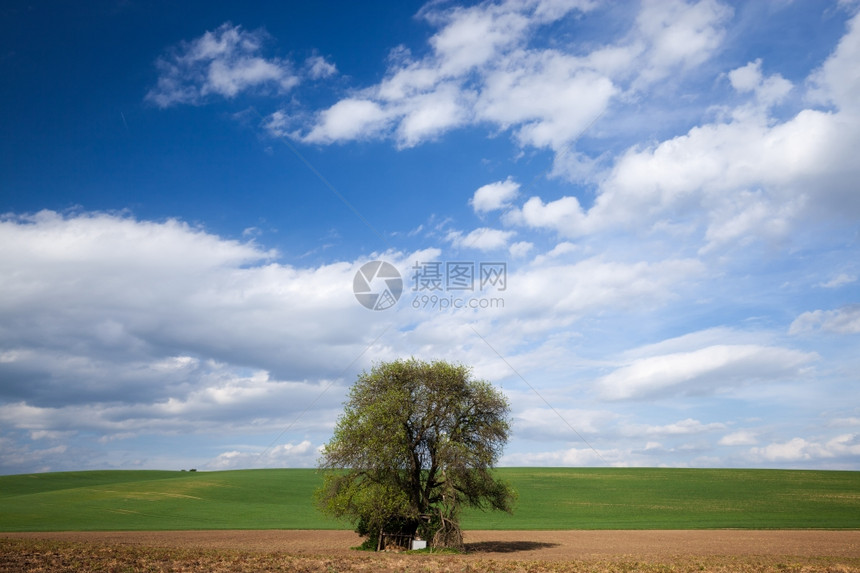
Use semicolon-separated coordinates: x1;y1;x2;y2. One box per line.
316;358;516;549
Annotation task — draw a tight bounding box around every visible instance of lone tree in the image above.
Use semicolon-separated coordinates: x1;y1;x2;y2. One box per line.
316;358;516;550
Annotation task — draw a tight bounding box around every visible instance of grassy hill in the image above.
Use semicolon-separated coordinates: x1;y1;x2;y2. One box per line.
1;468;858;531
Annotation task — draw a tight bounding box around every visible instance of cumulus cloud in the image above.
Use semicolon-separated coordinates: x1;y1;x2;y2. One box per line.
0;211;391;382
305;54;337;80
160;2;834;264
719;430;758;446
394;82;475;147
809;7;860;115
0;210;428;471
789;305;860;335
514;407;618;441
506;256;704;329
504;195;589;236
830;417;860;428
146;23;299;107
284;0;732;153
446;227;515;251
207;440;319;470
474;50;616;150
152;4;860;259
501;446;612;467
509;101;854;250
508;241;534;258
748;434;860;463
0;355;347;441
302;98;393;143
819;273;857;288
632;0;733;86
501;8;860;252
470;177;520;214
628;418;726;436
14;2;860;473
1;208;853;472
728;59;792;106
0;436;69;474
599;343;818;400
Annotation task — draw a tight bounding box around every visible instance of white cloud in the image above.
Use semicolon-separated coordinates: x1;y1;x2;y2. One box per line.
729;59;792;107
394;82;473;147
508;93;857;250
303;98;392;143
470;177;520;213
601;111;827;230
819;273;857;288
288;0;730;154
423;3;525;76
0;368;344;438
809;8;860;115
262;110;291;137
528;241;578;266
146;23;298;108
789;305;860;335
632;0;733;86
153;6;859;261
0;436;69;474
0;208;854;472
305;55;337;79
207;440;318;470
474;49;616;150
507;256;704;327
28;430;76;441
508;241;534;258
830;417;860;428
505;195;589;236
0;211;432;456
728;60;762;93
630;418;726;436
446;227;515;251
295;0;553;146
501;446;612;467
599;344;818;400
748;435;860;463
515;407;617;441
498;8;860;253
11;3;860;474
719;430;758;446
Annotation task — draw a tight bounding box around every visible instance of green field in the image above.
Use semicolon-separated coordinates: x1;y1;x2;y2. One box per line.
1;468;858;531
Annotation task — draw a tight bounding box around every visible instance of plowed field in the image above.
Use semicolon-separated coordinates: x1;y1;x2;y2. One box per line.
3;530;860;572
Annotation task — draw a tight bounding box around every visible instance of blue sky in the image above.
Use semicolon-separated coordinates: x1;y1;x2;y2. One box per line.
1;0;859;474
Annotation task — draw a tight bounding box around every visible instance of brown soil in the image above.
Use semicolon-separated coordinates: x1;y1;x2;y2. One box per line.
3;529;860;558
3;530;860;572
